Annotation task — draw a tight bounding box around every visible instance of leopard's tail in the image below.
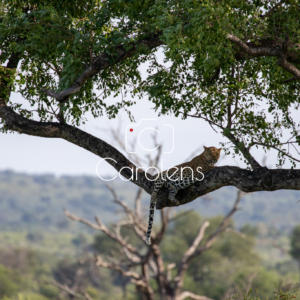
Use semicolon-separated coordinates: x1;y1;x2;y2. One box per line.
145;195;156;245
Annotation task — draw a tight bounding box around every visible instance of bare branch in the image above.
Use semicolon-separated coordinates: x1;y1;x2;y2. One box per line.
152;245;165;274
174;190;244;294
177;291;214;300
182;221;210;261
225;228;246;239
154;208;171;244
49;279;91;300
105;183;147;239
167;263;176;281
245;272;258;294
191;190;243;259
64;208;139;254
94;255;140;280
135;187;143;215
130;278;155;300
82;291;93;300
64;208;102;231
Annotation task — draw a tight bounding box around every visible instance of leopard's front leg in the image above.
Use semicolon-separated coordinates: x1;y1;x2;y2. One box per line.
166;181;180;205
167;175;195;205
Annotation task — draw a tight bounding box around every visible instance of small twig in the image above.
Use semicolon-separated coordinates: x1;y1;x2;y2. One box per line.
190;190;244;260
168;210;194;223
281;77;297;84
225;228;245;239
48;279;92;300
177;291;214;300
251;142;300;163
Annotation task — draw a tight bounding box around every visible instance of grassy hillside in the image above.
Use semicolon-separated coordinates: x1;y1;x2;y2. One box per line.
0;170;299;300
0;170;299;233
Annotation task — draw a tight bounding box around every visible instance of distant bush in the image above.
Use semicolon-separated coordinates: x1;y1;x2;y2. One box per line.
1;293;50;300
39;284;59;298
26;232;44;242
230;286;298;300
0;264;23;298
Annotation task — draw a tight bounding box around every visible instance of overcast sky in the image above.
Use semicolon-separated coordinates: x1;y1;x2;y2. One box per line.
1;50;298;177
0;92;284;178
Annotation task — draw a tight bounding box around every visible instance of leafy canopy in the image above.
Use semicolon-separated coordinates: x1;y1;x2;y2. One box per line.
1;0;300;167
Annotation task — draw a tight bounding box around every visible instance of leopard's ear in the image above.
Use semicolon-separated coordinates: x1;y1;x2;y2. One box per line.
203;146;208;150
218;148;222;152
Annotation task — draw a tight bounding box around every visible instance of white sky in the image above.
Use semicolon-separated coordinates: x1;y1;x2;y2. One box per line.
0;49;298;177
0;92;284;177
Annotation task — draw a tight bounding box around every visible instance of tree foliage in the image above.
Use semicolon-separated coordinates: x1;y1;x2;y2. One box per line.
1;0;300;202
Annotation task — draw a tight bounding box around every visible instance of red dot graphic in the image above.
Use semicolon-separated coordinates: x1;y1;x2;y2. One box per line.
129;128;133;132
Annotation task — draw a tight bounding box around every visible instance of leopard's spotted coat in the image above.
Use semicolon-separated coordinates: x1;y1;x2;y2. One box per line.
146;146;222;245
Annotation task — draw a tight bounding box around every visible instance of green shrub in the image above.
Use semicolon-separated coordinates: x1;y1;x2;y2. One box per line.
39;284;59;298
0;264;23;298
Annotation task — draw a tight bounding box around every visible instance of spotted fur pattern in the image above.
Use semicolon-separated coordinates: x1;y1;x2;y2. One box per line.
145;146;222;245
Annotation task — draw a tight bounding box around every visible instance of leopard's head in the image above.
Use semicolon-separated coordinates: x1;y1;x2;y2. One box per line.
203;146;222;164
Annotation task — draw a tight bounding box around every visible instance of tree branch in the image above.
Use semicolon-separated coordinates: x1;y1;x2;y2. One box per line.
105;183;147;240
227;33;300;80
49;279;92;300
174;191;243;294
177;291;214;300
64;208;139;255
0;98;153;192
1;99;299;209
223;131;262;170
94;255;140;280
251;142;300;163
40;33;163;102
156;165;300;209
181;221;210;262
189;190;243;260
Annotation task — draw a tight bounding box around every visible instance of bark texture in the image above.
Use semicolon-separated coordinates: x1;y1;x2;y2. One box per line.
155;166;300;209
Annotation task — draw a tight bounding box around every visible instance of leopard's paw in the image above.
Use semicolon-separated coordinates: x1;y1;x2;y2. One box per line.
168;195;179;205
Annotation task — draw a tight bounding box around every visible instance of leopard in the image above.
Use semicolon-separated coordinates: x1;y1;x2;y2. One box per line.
145;146;222;245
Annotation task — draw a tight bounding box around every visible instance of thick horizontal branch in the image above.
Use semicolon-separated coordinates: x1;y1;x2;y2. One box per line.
1;98;300;209
0;97;153;192
155;166;300;209
41;33;163;102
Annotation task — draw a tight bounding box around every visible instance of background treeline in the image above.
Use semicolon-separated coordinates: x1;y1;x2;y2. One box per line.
1;170;300;232
0;170;299;300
